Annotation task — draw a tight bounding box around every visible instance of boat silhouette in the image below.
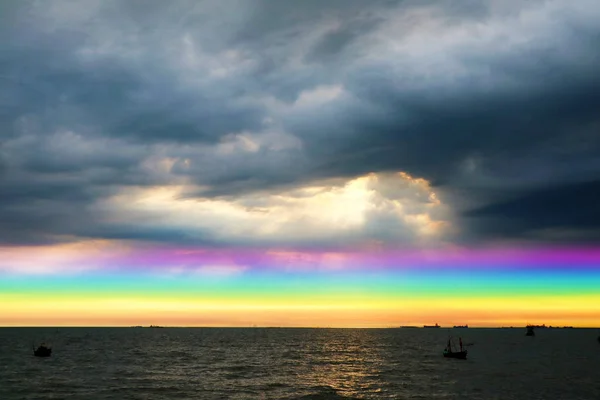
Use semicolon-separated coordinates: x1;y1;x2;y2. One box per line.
443;336;467;360
33;343;52;357
525;325;535;336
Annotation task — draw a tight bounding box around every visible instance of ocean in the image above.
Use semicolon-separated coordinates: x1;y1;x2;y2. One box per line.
0;327;598;399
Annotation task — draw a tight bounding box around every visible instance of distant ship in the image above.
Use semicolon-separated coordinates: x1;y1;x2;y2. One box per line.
424;323;440;328
453;325;469;328
527;324;547;329
399;325;419;328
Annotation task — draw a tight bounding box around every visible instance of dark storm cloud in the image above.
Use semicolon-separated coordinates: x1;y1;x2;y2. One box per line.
0;1;265;145
76;224;217;245
0;177;96;245
301;70;600;186
463;180;600;242
1;0;599;245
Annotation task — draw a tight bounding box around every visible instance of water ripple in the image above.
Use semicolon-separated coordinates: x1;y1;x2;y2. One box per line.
0;328;599;399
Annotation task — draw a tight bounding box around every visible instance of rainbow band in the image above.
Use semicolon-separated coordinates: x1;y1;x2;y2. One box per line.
1;245;599;327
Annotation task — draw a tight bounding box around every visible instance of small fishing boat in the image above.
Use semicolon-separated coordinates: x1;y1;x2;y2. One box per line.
443;337;467;360
33;343;52;357
525;325;535;336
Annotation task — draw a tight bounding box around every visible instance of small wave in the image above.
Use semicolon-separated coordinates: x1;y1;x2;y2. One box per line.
261;382;289;389
224;364;255;374
291;385;363;400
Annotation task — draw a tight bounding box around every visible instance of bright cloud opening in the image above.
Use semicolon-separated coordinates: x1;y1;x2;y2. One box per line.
99;171;452;247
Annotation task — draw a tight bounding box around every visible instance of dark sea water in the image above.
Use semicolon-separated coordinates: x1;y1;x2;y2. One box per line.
0;328;599;399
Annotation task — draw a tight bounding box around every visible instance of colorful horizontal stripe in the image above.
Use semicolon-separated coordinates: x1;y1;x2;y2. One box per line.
1;243;599;327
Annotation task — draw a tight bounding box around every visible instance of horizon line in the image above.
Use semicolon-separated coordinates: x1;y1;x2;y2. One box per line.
1;325;598;329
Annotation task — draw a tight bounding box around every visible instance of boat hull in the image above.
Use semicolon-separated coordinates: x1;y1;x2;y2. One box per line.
34;348;52;357
443;350;467;360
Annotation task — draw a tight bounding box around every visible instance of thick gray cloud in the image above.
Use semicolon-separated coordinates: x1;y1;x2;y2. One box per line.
1;0;599;246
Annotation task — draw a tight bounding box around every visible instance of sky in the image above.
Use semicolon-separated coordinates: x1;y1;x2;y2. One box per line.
1;0;599;327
